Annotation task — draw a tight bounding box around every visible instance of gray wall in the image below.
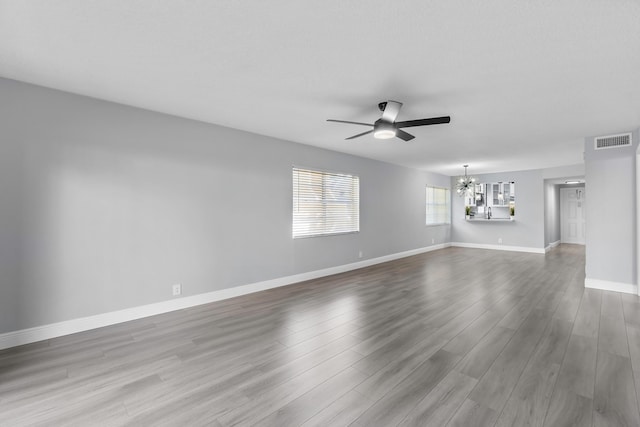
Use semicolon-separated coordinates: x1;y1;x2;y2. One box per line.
0;106;21;333
451;169;545;249
584;128;639;285
543;182;561;247
0;78;451;333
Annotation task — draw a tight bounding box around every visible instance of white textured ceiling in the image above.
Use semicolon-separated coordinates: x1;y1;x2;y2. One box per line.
1;1;639;175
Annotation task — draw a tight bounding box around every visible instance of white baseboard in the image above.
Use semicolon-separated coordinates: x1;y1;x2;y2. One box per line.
0;243;451;351
585;278;638;295
545;240;561;252
451;242;545;254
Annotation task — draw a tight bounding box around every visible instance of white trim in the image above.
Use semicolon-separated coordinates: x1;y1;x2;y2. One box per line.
0;243;450;350
545;240;561;252
585;278;638;295
451;242;545;254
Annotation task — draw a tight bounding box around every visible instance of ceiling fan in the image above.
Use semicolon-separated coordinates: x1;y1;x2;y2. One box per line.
327;100;450;141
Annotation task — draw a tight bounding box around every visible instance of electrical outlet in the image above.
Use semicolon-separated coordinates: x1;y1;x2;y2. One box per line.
358;250;363;259
172;283;182;296
498;238;503;244
431;238;435;244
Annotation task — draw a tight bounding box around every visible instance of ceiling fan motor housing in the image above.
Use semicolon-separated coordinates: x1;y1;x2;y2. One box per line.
374;118;394;129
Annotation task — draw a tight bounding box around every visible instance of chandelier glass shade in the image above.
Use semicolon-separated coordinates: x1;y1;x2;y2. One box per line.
455;165;476;197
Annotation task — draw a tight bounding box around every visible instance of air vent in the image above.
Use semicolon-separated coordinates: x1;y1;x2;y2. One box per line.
594;133;632;150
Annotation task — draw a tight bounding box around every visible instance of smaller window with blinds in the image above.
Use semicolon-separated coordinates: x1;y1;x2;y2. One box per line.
426;186;450;225
292;167;360;238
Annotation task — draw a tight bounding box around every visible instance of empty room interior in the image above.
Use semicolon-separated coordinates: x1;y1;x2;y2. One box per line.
1;2;640;426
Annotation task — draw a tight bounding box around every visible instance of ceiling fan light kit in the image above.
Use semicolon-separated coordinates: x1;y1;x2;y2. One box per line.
327;100;450;142
373;121;397;139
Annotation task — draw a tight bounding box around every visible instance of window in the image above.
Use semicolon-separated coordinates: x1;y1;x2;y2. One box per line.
426;186;450;225
292;167;359;238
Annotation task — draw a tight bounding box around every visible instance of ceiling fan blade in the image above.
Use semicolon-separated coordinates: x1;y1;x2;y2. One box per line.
346;130;374;140
381;100;403;123
327;119;374;127
395;116;451;128
395;129;415;141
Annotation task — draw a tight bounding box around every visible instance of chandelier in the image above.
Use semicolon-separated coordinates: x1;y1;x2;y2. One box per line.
456;165;476;197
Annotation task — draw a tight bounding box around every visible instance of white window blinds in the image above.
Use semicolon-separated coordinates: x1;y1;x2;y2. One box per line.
426;186;450;225
292;167;360;238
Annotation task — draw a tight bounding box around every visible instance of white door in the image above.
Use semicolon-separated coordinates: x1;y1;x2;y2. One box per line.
561;187;586;244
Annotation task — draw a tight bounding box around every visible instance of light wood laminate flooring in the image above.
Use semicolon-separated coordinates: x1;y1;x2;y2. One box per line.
2;245;640;426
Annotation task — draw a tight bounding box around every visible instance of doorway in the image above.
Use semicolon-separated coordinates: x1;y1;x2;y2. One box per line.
560;187;586;244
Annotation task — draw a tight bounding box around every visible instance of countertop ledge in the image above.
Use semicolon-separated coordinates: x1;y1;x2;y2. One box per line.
466;217;515;222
